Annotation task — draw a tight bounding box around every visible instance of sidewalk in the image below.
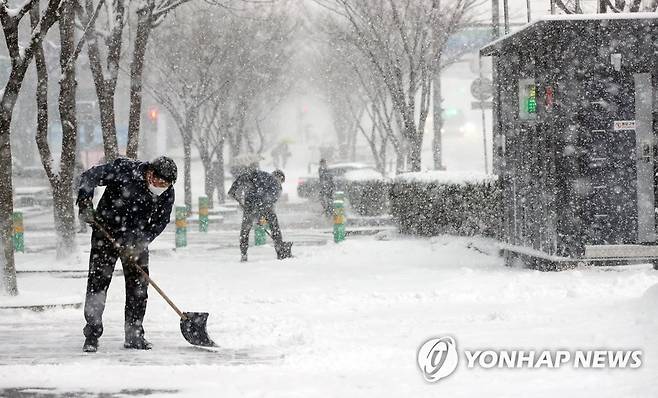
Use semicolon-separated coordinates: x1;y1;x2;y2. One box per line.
0;235;656;396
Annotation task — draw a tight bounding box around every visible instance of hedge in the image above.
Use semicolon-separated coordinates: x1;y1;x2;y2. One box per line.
345;180;390;216
389;172;501;237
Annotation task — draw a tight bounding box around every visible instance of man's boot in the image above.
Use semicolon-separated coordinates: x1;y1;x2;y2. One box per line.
124;337;153;350
241;254;248;262
83;336;98;353
124;326;152;350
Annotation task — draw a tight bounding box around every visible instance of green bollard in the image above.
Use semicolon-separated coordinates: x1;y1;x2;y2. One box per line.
175;206;187;248
198;196;209;233
254;217;268;246
13;212;24;253
333;199;346;243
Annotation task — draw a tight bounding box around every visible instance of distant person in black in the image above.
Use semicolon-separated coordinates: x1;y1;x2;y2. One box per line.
318;159;334;217
76;156;177;353
271;142;291;169
228;168;289;261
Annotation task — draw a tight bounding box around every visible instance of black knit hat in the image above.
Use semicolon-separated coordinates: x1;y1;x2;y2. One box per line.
150;156;178;183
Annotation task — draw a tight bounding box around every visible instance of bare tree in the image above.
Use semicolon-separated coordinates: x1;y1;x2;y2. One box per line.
220;3;297;164
33;0;102;259
125;0;192;159
345;54;405;174
316;0;476;171
0;0;63;295
553;0;654;14
78;0;127;161
196;101;225;206
148;1;296;208
308;32;363;162
147;6;231;211
314;10;404;172
429;0;475;170
77;0;191;162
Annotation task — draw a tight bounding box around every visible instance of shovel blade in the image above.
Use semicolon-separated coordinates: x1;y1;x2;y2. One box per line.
180;312;216;347
276;241;293;260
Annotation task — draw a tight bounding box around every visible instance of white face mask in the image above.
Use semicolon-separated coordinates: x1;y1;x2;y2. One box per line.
148;184;168;196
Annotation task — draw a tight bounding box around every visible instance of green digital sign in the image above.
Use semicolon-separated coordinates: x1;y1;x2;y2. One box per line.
526;85;537;113
518;78;537;120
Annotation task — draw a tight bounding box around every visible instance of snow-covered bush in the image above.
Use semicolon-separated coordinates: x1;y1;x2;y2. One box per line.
390;171;500;237
343;169;389;216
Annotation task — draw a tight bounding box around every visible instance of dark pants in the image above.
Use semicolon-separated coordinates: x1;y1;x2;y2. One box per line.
83;229;149;342
320;189;334;216
240;206;283;255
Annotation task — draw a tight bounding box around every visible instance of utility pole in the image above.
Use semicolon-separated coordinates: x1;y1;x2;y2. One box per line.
492;0;500;38
526;0;532;22
503;0;510;34
489;0;500;175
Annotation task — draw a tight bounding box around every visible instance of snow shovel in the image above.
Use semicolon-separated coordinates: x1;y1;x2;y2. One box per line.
92;221;216;347
264;229;293;260
243;205;293;259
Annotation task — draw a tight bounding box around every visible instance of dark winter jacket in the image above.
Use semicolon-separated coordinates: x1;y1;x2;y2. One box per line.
77;158;175;246
228;170;282;211
318;165;335;194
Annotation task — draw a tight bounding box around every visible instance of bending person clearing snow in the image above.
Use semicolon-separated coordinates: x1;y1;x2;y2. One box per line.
76;156;177;353
228;168;292;261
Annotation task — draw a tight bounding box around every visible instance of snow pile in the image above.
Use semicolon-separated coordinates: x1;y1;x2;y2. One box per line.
396;170;497;185
342;168;385;182
638;282;658;311
328;162;370;171
1;234;657;396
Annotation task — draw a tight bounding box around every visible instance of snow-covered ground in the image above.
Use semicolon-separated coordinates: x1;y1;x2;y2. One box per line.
1;230;657;397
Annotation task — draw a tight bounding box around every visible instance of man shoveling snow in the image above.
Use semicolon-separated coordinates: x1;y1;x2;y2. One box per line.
228;168;292;262
76;156;177;353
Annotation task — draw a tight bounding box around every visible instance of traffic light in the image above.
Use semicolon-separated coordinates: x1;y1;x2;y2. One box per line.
144;106;158;132
148;107;158;122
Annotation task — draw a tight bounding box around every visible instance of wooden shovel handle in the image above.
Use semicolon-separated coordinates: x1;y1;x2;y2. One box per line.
91;221;188;320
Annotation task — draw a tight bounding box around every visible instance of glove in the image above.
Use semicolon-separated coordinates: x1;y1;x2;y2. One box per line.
78;199;96;225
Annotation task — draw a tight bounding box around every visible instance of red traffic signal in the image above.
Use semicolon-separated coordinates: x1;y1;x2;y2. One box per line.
147;107;158;121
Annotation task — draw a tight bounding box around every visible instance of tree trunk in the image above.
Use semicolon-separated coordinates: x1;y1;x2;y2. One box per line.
126;9;153;159
0;65;30;296
432;70;444;170
52;184;76;259
54;0;79;259
183;134;192;214
0;0;62;295
215;137;225;204
201;156;215;208
409;134;422;172
392;138;405;174
0;111;17;296
87;34;120;161
87;38;120;162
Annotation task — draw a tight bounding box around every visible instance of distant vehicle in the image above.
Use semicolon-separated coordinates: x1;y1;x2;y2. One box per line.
297;162;382;199
441;108;467;136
